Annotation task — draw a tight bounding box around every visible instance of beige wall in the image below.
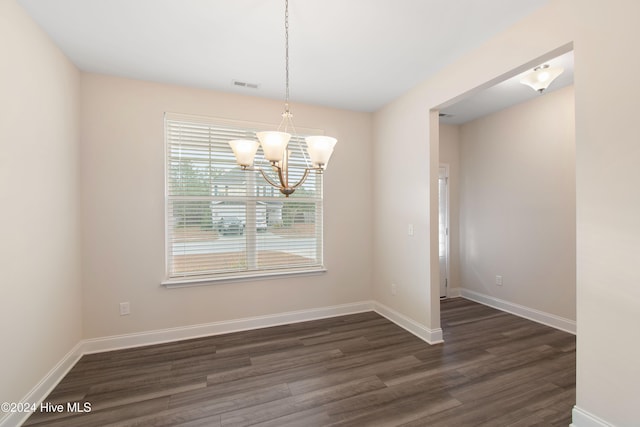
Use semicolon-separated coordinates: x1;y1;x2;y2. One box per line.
573;1;640;424
373;0;640;424
80;73;373;338
0;0;82;408
459;86;576;320
438;124;461;292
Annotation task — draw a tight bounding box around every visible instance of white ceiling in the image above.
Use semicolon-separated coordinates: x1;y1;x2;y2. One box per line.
18;0;551;113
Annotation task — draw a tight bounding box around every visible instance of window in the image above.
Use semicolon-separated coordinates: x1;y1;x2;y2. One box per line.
164;113;325;284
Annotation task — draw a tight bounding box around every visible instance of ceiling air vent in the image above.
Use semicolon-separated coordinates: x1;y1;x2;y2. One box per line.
439;113;454;118
232;80;259;89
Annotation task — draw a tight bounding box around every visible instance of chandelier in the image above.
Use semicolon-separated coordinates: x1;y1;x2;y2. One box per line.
228;0;337;197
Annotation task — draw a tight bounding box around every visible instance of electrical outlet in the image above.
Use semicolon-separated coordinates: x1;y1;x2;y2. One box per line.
391;283;397;295
408;224;414;236
495;275;503;286
119;302;130;316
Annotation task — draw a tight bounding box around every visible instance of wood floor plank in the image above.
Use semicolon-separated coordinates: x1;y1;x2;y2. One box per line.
106;384;291;427
250;407;330;427
207;349;343;385
291;375;387;407
283;354;425;398
24;298;576;426
329;393;462;427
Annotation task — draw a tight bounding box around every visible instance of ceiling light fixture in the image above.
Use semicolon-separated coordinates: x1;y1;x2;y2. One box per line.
228;0;337;197
520;64;564;93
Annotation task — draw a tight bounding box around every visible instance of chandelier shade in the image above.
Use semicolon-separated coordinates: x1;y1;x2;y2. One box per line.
228;139;259;167
256;131;291;163
305;136;337;168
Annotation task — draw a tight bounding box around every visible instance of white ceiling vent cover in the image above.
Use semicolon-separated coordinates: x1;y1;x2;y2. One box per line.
232;80;259;89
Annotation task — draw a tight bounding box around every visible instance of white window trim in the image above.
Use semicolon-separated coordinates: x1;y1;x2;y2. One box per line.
161;266;327;288
163;112;328;286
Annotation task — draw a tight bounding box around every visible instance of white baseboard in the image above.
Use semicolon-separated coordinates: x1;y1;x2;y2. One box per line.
571;406;612;427
82;301;375;354
4;299;448;426
373;302;443;344
447;287;462;298
0;342;84;427
460;289;576;334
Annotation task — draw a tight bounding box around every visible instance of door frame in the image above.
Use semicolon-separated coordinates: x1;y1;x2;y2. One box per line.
439;164;450;299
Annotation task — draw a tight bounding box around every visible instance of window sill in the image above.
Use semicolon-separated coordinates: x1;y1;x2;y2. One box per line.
161;267;327;288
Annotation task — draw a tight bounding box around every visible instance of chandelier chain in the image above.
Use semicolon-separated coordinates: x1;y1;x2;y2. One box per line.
284;0;290;110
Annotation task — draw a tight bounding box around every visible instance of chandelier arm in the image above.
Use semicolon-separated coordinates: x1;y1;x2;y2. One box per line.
257;167;283;189
288;168;311;190
276;161;289;191
282;148;289;189
262;164;311;196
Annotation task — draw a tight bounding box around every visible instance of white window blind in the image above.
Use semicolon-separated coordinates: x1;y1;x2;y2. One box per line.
165;114;324;283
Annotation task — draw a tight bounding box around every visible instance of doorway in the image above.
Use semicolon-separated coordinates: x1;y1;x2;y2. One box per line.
434;48;576;335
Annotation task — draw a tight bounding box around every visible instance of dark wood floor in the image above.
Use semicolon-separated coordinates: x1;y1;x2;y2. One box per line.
24;298;575;426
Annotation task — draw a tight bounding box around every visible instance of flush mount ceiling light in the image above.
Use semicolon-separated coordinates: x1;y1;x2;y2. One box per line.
520;64;564;93
228;0;337;197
